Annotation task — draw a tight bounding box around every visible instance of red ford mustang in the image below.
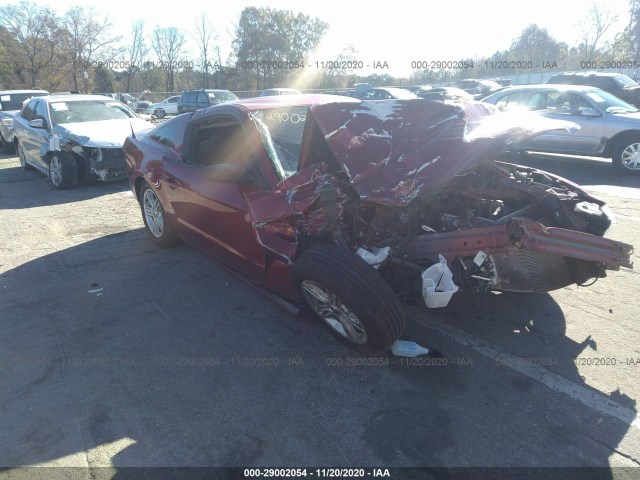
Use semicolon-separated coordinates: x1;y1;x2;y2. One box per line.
124;94;633;353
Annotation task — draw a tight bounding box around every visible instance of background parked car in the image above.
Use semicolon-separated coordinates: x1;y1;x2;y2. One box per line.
0;89;49;154
455;79;503;99
413;86;474;101
349;86;418;100
177;89;239;114
146;96;179;118
482;84;640;173
13;94;153;188
259;88;302;96
547;71;640;107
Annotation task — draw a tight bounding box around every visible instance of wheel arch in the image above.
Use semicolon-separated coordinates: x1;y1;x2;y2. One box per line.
603;130;640;157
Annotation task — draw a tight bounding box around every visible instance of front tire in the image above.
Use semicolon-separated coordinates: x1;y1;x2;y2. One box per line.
292;243;405;353
48;153;78;189
154;109;166;119
613;139;640;173
140;183;180;247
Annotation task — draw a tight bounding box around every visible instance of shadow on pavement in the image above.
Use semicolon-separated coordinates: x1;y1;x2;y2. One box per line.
0;230;636;478
0;153;131;209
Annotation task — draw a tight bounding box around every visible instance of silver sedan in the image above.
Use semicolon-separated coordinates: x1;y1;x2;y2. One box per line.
482;84;640;174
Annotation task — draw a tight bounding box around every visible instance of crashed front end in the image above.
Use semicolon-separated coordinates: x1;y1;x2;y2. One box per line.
249;99;633;306
40;123;141;183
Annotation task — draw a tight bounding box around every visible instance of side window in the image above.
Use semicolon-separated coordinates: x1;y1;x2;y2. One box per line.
186;92;197;103
190;116;250;170
149;121;185;153
21;100;37;120
549;92;590;115
34;101;49;124
197;92;208;104
496;92;536;111
169;97;177;103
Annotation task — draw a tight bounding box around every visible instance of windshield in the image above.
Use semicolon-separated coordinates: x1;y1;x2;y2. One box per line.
0;93;47;111
613;75;638;88
50;100;135;125
252;106;308;178
208;91;239;102
584;89;639;113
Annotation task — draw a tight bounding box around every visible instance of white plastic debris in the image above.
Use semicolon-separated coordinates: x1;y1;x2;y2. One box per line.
473;250;487;267
391;340;429;357
356;246;390;269
421;255;459;308
87;287;103;294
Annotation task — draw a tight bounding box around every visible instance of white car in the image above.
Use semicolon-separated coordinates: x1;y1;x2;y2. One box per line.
146;96;179;118
13;94;153;188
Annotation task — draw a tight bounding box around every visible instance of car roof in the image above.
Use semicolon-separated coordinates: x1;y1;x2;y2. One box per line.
37;94;120;103
231;93;361;111
488;84;600;93
551;71;625;78
0;89;49;95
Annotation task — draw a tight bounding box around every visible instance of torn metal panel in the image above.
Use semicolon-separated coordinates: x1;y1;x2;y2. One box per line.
245;163;347;262
308;100;577;205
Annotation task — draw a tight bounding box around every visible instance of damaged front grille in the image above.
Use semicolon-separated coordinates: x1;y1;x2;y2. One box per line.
92;148;126;169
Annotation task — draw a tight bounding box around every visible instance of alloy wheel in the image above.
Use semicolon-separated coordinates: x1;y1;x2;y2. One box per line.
143;189;164;238
620;143;640;170
49;156;63;186
300;280;368;344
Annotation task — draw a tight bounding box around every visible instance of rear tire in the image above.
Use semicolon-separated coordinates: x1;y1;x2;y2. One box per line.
48;153;78;189
292;243;405;353
140;183;180;247
612;138;640;173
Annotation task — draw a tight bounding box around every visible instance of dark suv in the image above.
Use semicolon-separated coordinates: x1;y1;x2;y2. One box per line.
177;89;239;114
547;72;640;107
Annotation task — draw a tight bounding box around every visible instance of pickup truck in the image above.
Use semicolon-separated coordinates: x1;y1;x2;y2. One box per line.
0;90;49;153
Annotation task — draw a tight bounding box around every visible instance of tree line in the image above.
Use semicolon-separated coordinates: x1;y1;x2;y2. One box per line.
2;1;640;96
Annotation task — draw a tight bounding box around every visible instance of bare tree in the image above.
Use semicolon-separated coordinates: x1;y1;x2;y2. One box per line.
194;13;217;88
63;6;119;92
122;20;148;93
0;1;60;88
152;26;186;91
580;2;618;61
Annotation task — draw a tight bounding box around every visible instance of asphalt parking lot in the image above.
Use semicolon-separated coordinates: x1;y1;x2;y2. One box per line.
0;150;638;478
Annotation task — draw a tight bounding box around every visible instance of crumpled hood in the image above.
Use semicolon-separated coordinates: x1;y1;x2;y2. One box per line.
53;118;153;148
308;100;577;205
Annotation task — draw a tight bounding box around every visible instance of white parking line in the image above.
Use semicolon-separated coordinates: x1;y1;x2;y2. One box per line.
426;318;640;430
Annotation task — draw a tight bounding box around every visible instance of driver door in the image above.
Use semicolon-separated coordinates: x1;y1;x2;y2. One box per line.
161;114;268;281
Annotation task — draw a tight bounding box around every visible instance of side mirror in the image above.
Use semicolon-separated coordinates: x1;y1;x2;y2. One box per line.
29;118;45;129
205;163;255;183
579;107;601;117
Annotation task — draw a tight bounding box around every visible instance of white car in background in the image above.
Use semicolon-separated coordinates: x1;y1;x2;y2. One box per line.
145;96;179;119
13;94;153;188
